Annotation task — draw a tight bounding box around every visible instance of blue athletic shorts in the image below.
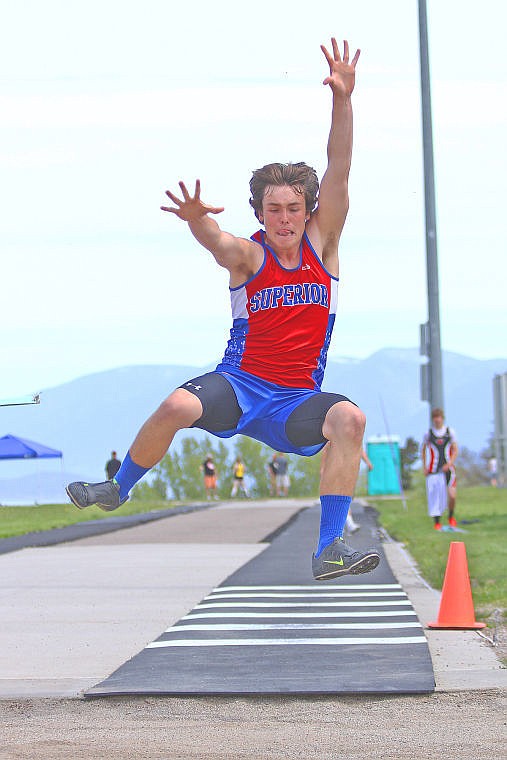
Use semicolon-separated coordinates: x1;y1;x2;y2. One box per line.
179;364;352;457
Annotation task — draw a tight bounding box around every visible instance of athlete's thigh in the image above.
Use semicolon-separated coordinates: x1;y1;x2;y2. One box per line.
179;372;243;433
285;391;352;448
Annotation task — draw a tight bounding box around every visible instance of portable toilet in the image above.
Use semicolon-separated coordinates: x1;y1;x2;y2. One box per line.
367;435;401;495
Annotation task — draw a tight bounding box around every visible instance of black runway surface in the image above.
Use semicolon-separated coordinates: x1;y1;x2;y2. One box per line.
86;504;435;696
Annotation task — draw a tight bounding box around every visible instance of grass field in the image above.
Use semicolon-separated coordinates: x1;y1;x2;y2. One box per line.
1;484;505;625
0;498;183;539
368;484;507;623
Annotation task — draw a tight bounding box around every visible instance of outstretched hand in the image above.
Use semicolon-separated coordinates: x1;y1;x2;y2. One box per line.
161;180;224;221
321;38;360;97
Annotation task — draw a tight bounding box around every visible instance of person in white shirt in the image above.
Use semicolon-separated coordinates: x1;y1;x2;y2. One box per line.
345;448;373;534
421;408;458;530
488;457;498;487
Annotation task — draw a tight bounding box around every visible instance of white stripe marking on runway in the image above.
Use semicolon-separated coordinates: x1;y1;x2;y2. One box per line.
183;611;417;619
146;636;428;648
195;600;412;608
168;622;423;632
205;592;407;599
210;585;401;592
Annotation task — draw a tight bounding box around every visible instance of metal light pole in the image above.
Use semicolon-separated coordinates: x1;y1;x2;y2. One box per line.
493;373;507;487
418;0;444;416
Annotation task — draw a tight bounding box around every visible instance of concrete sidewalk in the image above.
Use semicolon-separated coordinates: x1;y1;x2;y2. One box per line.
0;498;504;699
0;499;303;699
382;536;505;692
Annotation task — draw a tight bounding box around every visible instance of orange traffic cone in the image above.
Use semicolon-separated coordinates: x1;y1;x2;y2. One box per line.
428;541;485;629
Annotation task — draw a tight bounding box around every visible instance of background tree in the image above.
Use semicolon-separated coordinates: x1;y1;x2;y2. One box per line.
233;441;322;499
456;446;490;487
480;434;497;482
128;428;498;503
400;436;420;490
232;436;273;497
131;473;167;501
288;452;322;497
132;435;327;502
156;435;229;500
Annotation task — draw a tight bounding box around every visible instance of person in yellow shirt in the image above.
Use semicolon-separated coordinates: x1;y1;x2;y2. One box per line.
231;457;249;498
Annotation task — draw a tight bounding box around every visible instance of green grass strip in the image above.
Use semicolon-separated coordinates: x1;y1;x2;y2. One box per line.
369;484;507;622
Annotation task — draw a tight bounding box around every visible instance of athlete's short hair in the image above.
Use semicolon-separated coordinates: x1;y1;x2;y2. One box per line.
249;162;319;221
431;408;444;419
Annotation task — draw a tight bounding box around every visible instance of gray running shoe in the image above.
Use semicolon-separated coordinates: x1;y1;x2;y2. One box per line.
312;537;380;580
66;479;127;512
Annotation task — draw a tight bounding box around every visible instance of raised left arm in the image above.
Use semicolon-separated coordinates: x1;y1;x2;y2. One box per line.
307;38;360;275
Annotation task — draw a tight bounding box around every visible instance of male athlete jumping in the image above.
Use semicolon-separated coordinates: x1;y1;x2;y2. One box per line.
67;37;380;580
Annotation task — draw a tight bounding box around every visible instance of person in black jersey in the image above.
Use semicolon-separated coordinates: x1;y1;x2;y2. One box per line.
105;451;121;481
422;409;459;530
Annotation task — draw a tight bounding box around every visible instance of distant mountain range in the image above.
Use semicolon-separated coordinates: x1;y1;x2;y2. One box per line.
1;349;505;504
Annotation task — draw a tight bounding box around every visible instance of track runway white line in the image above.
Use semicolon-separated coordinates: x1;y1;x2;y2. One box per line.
170;622;423;631
182;610;418;619
147;636;428;648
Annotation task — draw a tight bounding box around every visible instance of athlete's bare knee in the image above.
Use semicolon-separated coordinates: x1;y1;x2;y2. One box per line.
154;389;202;430
322;401;365;445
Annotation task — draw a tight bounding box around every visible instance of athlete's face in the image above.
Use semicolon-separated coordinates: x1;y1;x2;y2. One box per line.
259;185;308;251
432;413;444;428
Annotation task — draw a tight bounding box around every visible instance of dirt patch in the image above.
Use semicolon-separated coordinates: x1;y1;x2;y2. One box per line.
0;691;506;759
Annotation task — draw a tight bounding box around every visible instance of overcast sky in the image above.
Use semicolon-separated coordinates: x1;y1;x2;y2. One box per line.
1;0;506;399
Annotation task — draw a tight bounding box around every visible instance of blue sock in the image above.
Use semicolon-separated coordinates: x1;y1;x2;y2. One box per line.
315;495;352;557
113;451;150;500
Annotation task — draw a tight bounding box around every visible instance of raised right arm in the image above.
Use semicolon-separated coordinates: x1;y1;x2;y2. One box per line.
161;180;262;285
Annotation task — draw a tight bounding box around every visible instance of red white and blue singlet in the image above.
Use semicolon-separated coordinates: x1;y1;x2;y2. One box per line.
219;229;338;391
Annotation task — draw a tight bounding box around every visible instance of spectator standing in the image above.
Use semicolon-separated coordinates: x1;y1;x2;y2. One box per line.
268;453;278;496
422;409;458;530
105;451;121;481
488;457;498;487
275;453;290;496
231;457;249;497
202;455;219;501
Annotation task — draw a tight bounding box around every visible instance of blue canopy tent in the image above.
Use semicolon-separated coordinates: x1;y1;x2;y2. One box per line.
0;434;62;460
0;434;63;505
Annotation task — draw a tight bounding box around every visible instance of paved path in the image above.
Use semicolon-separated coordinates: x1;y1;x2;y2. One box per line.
87;503;434;696
0;498;505;759
0;497;504;699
